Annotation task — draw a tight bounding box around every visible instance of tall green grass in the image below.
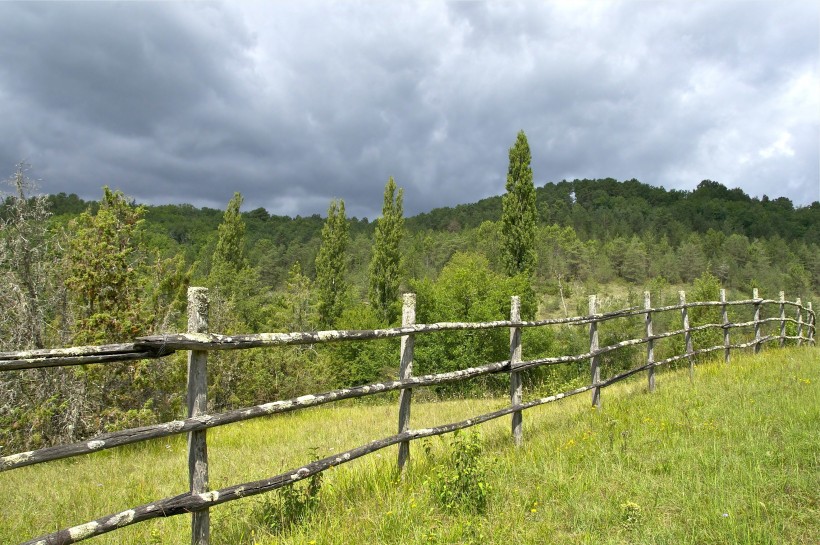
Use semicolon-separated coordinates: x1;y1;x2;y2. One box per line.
1;347;817;544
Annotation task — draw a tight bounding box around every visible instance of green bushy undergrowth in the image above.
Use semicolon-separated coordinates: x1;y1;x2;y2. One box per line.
425;430;492;514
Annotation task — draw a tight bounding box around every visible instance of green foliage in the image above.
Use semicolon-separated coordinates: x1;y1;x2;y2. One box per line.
256;448;323;534
213;192;248;275
427;430;491;514
315;199;350;328
65;186;150;344
270;262;314;332
369;177;405;323
688;271;724;354
331;304;398;387
412;252;535;393
501;130;537;276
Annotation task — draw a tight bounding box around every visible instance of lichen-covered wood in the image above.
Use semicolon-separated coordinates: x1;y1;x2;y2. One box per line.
397;293;415;473
509;296;523;446
680;291;694;383
645;291;655;392
588;295;600;408
186;287;210;545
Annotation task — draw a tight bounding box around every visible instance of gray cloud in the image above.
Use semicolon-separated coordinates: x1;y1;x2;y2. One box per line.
1;1;817;219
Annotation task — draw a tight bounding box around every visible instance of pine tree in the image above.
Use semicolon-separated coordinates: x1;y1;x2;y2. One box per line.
368;177;404;323
315;199;349;328
501;130;537;276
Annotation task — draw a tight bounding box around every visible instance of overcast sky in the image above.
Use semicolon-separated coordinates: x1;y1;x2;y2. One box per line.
1;1;818;219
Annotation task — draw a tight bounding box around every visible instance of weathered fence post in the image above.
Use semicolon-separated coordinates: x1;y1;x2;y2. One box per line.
779;291;786;348
397;293;416;474
509;296;523;446
187;287;209;545
753;288;762;354
589;295;601;408
645;291;655;393
795;297;803;347
680;291;694;383
808;302;815;345
721;289;730;364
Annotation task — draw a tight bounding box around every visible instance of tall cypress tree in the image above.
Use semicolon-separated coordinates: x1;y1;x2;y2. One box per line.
213;192;247;274
315;199;349;328
501;130;537;276
369;177;404;323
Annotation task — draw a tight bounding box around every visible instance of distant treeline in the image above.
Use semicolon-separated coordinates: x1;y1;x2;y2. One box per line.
35;177;820;295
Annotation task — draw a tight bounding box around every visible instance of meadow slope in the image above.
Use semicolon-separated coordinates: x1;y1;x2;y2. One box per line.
1;346;817;544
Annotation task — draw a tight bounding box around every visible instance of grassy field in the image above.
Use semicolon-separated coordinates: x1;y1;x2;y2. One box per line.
2;346;818;544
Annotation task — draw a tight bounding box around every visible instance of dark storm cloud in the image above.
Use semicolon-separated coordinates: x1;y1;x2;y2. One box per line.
0;1;817;219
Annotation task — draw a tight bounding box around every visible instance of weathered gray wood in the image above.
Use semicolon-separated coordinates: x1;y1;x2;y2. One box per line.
680;291;693;383
9;305;795;473
397;293;415;473
509;296;523;446
795;297;803;347
1;297;797;371
779;291;786;348
589;295;601;408
721;289;730;364
808;302;815;345
133;311;639;352
0;344;172;372
753;288;762;354
186;288;209;545
645;292;655;392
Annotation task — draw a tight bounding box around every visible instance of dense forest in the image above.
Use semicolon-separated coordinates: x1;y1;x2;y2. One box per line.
1;148;818;454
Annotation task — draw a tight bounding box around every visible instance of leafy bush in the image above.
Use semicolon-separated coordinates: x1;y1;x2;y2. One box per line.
427;430;491;514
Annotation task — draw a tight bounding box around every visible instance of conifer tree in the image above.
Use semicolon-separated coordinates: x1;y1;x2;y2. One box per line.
213;192;247;274
65;186;148;344
315;199;349;328
368;177;404;323
501;130;537;276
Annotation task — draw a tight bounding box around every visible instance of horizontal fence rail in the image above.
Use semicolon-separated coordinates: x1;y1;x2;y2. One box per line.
2;288;815;545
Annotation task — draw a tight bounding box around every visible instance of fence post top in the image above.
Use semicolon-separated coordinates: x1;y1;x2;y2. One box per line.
779;291;785;301
678;290;686;303
752;288;759;299
402;292;416;305
720;288;726;302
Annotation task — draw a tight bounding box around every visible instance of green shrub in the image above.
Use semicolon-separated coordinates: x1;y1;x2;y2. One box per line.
427;430;491;514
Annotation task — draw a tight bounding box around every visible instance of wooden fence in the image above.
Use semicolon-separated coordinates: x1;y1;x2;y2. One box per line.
1;287;816;545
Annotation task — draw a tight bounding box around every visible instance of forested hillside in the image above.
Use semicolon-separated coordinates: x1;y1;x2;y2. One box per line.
40;176;820;296
1;156;817;456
